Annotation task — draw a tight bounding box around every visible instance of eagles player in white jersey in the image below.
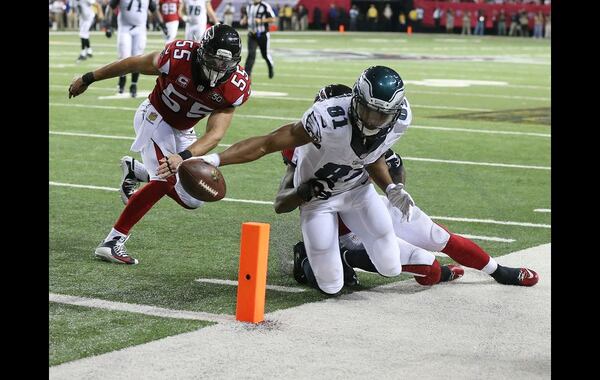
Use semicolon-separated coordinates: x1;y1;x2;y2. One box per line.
158;66;435;295
105;0;167;97
181;0;220;41
278;84;539;289
75;0;99;61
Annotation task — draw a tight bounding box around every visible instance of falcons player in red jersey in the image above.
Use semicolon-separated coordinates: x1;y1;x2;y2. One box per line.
68;24;251;265
159;0;182;43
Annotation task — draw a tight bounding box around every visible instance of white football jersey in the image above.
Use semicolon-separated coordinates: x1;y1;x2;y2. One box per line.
117;0;153;27
183;0;207;25
75;0;95;20
293;94;412;198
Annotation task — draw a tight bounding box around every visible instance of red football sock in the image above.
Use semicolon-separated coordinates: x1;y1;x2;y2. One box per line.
338;215;351;236
114;180;172;234
404;260;441;286
441;233;491;270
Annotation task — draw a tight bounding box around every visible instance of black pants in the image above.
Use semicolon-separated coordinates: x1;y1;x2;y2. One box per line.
244;32;274;77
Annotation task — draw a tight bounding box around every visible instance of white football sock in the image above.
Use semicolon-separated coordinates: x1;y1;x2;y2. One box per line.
105;228;127;243
132;159;149;182
481;257;499;274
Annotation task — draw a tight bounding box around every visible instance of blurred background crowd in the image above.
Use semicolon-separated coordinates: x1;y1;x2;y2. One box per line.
49;0;551;38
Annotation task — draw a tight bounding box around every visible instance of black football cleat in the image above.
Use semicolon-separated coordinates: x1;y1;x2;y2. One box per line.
119;156;140;205
340;248;359;287
441;264;464;282
491;264;539;287
94;235;138;265
293;241;308;284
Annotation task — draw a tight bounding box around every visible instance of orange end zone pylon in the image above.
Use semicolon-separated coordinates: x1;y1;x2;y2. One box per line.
235;222;270;323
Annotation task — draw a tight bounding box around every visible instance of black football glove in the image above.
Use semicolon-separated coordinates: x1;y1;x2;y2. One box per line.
296;178;332;202
105;27;113;38
159;22;168;38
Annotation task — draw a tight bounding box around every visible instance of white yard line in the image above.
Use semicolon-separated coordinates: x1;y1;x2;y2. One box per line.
431;215;550;229
49;181;271;205
534;208;551;213
49;90;490;112
411;125;550;138
49;131;233;147
50;121;550;139
50;130;550;170
195;279;306;293
49;293;234;323
457;233;515;243
403;156;550;170
49;181;550;228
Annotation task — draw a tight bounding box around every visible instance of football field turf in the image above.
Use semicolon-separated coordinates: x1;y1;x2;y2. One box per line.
49;30;550;366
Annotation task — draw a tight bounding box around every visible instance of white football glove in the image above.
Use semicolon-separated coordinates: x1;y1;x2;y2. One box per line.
190;153;220;167
386;183;415;222
182;15;188;23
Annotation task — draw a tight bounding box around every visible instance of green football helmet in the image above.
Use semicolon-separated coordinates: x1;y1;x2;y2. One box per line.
349;66;405;137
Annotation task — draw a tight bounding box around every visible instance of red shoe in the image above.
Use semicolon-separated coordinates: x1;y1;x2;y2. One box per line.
517;268;539;287
444;264;464;282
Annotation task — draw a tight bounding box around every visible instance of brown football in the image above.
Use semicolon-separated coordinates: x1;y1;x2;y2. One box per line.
178;159;226;202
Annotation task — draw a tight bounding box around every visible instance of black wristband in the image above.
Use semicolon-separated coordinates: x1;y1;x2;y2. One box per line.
178;150;192;160
82;72;95;86
296;182;313;202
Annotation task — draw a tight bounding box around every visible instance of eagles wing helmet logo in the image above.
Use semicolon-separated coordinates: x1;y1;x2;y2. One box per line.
303;111;322;145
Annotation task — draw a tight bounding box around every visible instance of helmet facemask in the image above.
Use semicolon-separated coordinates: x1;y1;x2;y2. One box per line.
195;24;242;88
199;48;240;87
348;66;406;156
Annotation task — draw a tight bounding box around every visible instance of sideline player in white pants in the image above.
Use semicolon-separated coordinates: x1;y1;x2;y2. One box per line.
105;0;166;97
182;0;220;41
75;0;99;61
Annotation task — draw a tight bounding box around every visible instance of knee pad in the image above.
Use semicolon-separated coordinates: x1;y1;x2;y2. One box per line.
430;224;451;251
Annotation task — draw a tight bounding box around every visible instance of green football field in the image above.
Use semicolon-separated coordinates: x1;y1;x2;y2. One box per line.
49;30;550;366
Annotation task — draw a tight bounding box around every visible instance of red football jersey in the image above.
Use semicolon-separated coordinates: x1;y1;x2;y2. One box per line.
149;40;251;131
159;0;180;23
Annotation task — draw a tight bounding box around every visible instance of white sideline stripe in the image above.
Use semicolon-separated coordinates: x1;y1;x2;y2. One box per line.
195;278;306;293
534;208;551;213
404;156;550;170
49;293;234;323
431;216;550;229
49;181;271;205
411;125;550;138
49;181;550;229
